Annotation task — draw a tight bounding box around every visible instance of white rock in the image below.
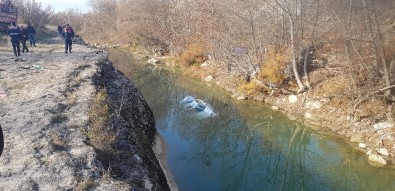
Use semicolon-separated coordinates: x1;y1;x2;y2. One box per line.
145;178;153;190
304;112;312;119
305;100;322;109
147;58;160;65
368;154;387;167
378;148;389;156
373;121;394;130
134;154;142;162
287;114;297;121
271;106;279;110
204;75;213;82
288;95;298;104
237;96;247;100
359;143;367;149
320;97;331;103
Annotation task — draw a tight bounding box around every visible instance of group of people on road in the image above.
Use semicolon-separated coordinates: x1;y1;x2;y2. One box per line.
6;21;35;57
7;21;74;57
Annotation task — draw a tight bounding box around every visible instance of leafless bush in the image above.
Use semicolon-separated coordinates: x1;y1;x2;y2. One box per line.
14;0;54;29
79;0;395;100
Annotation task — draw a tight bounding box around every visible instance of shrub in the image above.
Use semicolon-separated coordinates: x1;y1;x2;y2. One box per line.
176;44;208;67
238;79;270;96
258;47;290;85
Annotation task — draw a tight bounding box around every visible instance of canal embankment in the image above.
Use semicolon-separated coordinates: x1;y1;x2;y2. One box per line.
0;33;170;190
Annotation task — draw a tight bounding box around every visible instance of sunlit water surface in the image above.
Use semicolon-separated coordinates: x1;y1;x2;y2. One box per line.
109;49;395;191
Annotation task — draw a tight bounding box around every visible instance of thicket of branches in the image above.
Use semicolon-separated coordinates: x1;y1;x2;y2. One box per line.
13;0;53;29
49;8;84;32
12;0;83;32
79;0;394;92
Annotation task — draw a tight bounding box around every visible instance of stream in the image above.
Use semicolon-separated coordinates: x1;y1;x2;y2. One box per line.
108;48;395;191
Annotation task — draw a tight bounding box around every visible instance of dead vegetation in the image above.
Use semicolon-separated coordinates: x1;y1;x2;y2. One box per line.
87;88;117;168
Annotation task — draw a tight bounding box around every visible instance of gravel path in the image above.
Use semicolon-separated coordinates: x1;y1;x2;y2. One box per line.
0;33;126;190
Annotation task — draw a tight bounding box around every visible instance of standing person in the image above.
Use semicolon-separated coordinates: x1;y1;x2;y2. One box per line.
7;21;20;57
20;24;29;53
26;22;36;47
57;25;62;36
62;24;74;54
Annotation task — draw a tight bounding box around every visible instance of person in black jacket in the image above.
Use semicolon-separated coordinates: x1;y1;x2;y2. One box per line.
7;21;20;57
62;24;74;54
20;24;29;53
26;22;36;47
57;25;62;36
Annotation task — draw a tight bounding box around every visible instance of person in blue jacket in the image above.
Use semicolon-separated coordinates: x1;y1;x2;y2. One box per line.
7;21;21;57
62;24;74;54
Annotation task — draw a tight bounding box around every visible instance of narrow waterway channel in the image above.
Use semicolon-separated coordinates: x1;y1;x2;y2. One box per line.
108;48;395;191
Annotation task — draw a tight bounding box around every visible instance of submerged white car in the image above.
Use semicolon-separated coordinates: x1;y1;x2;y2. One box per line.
180;96;217;119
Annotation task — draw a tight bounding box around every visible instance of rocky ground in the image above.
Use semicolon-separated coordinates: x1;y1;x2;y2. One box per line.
0;30;170;190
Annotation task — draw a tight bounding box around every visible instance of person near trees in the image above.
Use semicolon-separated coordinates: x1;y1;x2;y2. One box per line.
7;21;20;57
19;24;29;53
26;22;36;47
57;25;62;36
62;24;74;54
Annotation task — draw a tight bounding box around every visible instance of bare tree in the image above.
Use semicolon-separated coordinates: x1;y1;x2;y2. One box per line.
49;8;84;32
14;0;54;28
273;0;307;93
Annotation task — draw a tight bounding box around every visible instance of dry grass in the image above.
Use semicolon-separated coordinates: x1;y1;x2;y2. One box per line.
11;83;26;90
258;47;290;85
314;74;350;97
48;131;67;150
355;98;387;122
238;80;270;96
76;179;96;190
87;88;117;164
67;92;78;106
176;44;208;67
182;65;212;80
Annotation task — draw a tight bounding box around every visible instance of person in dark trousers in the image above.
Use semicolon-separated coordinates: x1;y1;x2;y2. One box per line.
57;25;62;36
26;22;36;47
7;21;20;57
62;24;74;54
20;24;29;53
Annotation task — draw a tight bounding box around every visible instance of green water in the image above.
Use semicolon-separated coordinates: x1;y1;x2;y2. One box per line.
109;49;395;191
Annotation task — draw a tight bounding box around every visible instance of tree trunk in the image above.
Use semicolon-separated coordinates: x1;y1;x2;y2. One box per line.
289;16;306;93
275;0;306;93
303;46;310;88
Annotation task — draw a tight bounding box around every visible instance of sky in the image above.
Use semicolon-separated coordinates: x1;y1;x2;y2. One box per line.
35;0;90;13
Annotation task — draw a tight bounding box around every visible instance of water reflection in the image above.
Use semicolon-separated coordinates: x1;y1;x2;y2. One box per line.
108;49;395;191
